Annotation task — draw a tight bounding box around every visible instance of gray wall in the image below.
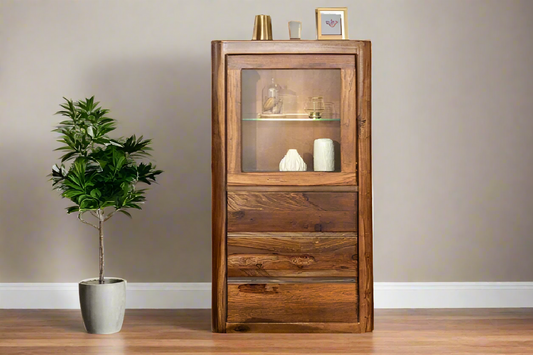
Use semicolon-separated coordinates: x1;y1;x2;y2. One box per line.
1;0;532;282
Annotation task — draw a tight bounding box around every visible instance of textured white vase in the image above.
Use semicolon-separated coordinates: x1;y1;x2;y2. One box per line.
279;149;307;171
313;138;335;171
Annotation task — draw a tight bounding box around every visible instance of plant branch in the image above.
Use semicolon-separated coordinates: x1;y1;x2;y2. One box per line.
78;212;98;229
90;211;98;218
97;209;105;284
104;208;120;222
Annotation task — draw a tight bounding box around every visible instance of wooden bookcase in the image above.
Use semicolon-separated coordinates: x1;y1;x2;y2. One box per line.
212;40;372;333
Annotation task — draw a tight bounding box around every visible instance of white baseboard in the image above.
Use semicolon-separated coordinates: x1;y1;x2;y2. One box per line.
0;283;211;309
0;282;532;309
374;282;533;308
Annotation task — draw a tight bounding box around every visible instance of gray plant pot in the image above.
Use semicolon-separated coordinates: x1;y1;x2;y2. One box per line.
79;277;126;334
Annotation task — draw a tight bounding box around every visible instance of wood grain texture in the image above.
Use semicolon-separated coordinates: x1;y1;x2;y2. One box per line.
227;66;241;174
227;185;358;192
1;309;532;353
227;277;356;284
214;40;372;333
211;41;226;332
228;235;357;277
356;41;373;332
228;211;356;232
226;322;360;333
227;192;357;232
228;192;356;211
227;172;356;186
227;283;357;323
228;54;355;69
228;232;357;238
340;66;357;173
228;271;356;279
219;40;367;55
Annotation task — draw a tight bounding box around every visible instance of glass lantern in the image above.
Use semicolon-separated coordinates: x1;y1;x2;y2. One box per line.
262;78;283;115
304;96;325;119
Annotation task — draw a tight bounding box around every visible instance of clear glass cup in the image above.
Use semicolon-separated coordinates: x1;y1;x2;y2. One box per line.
304;96;326;119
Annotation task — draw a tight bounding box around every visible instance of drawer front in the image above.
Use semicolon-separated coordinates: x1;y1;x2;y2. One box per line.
228;233;357;277
227;192;357;232
227;282;357;323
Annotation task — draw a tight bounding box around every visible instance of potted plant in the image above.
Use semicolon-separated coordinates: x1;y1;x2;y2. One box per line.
50;97;162;334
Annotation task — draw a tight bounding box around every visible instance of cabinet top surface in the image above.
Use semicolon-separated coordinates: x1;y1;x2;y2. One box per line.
212;40;370;44
212;40;370;48
212;40;371;55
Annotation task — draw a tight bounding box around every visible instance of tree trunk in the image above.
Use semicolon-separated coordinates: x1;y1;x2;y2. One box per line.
98;209;105;284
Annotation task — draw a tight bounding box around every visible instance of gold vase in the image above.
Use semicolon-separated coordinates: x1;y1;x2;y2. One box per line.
252;15;273;40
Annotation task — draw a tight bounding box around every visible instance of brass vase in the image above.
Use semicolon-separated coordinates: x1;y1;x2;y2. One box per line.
252;15;273;40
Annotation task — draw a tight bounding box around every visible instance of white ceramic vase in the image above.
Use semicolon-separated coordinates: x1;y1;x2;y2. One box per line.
313;138;335;171
279;149;307;171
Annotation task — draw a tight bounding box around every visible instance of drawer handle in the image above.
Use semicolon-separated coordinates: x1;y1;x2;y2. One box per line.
290;255;316;266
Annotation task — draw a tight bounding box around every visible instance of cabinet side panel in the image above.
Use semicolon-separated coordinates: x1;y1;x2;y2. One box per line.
212;41;227;333
357;41;373;332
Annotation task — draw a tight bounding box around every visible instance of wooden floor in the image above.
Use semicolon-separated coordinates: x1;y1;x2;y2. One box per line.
0;309;532;354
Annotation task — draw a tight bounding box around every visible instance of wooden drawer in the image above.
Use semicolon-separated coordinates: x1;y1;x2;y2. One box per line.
228;232;357;277
227;280;358;323
227;192;357;232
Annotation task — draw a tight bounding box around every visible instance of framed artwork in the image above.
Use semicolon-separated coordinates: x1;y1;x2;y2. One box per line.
315;7;348;40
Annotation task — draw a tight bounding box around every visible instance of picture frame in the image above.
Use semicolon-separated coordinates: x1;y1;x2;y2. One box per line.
315;7;348;40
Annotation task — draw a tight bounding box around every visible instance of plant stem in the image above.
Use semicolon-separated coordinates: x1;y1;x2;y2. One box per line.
78;212;98;229
98;209;105;284
104;208;120;222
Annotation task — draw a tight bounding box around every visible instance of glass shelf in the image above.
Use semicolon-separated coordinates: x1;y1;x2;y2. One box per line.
243;118;341;121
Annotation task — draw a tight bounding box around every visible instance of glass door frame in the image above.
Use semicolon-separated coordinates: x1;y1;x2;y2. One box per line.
226;54;357;186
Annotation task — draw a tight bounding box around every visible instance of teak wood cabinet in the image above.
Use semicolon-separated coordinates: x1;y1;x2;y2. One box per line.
212;40;372;333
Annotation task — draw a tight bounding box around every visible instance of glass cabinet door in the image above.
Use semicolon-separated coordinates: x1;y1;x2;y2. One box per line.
227;55;356;186
242;69;342;172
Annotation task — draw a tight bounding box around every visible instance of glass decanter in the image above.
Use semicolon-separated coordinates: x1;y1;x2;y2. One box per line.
262;78;283;115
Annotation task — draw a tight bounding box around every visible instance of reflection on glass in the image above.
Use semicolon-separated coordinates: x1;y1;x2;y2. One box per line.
242;69;341;172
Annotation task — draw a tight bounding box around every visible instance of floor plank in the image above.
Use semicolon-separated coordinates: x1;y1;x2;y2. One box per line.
0;309;532;354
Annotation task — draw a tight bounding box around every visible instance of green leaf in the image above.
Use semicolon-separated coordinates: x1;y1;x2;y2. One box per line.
52;96;162;214
126;202;143;210
96;159;107;169
54;146;74;152
63;180;82;190
66;206;79;214
61;152;78;163
116;157;126;171
119;210;132;218
90;189;102;199
63;190;84;199
101;201;115;208
68;175;82;186
109;140;122;147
